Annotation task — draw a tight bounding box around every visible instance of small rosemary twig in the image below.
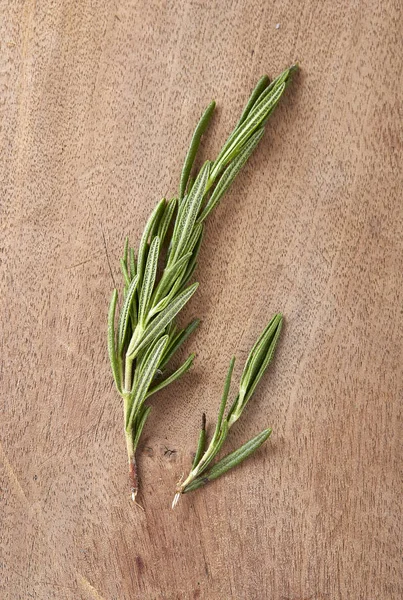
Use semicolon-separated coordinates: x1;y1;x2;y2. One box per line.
107;67;298;502
172;314;282;508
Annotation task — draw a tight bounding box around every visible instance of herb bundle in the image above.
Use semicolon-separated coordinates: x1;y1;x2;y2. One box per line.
172;314;282;507
107;66;297;502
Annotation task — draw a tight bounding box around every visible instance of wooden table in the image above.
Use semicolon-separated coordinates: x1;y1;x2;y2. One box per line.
1;2;401;599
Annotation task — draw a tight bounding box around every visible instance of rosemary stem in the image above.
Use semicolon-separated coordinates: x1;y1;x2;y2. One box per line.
177;471;197;494
125;427;139;502
175;448;211;494
124;356;133;393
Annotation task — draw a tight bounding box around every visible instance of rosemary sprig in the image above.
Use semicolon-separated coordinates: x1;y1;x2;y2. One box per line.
172;314;282;507
107;66;297;502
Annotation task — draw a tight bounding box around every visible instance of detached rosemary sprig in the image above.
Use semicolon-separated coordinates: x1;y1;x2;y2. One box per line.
107;66;297;502
172;314;283;508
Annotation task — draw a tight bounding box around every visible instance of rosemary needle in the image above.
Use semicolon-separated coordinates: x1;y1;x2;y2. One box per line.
107;66;298;502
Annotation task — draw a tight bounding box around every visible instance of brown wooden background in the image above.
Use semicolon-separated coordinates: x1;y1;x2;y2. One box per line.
1;1;402;599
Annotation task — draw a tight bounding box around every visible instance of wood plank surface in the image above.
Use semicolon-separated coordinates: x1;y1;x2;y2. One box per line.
1;1;402;599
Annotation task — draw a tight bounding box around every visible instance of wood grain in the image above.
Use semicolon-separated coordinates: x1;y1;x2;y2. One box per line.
1;1;402;599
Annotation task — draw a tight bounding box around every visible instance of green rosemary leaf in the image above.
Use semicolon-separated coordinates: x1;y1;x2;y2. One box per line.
164;199;185;266
123;237;129;268
134;333;167;383
225;392;240;426
137;198;165;282
249;67;293;114
241;314;283;407
235;75;270;128
151;252;192;308
180;477;205;494
128;282;199;358
189;222;204;258
238;315;278;389
131;342;158;392
132;405;152;450
146;353;195;398
180;262;197;292
260;105;277;128
138;236;160;324
107;289;121;392
212;76;270;179
127;335;169;427
129;248;137;280
183;428;272;493
120;258;131;288
212;82;286;178
213;357;235;443
226;314;283;424
160;318;200;369
129;251;138;329
117;274;139;353
192;413;207;469
170;161;210;264
240;314;282;396
249;79;283;117
231;83;285;158
197;419;229;474
208;428;272;480
179;226;204;288
198;128;265;223
157;197;177;244
185;221;203;255
179;100;216;200
250;65;296;116
241;87;285;136
186;176;195;195
165;320;177;339
149;261;190;317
